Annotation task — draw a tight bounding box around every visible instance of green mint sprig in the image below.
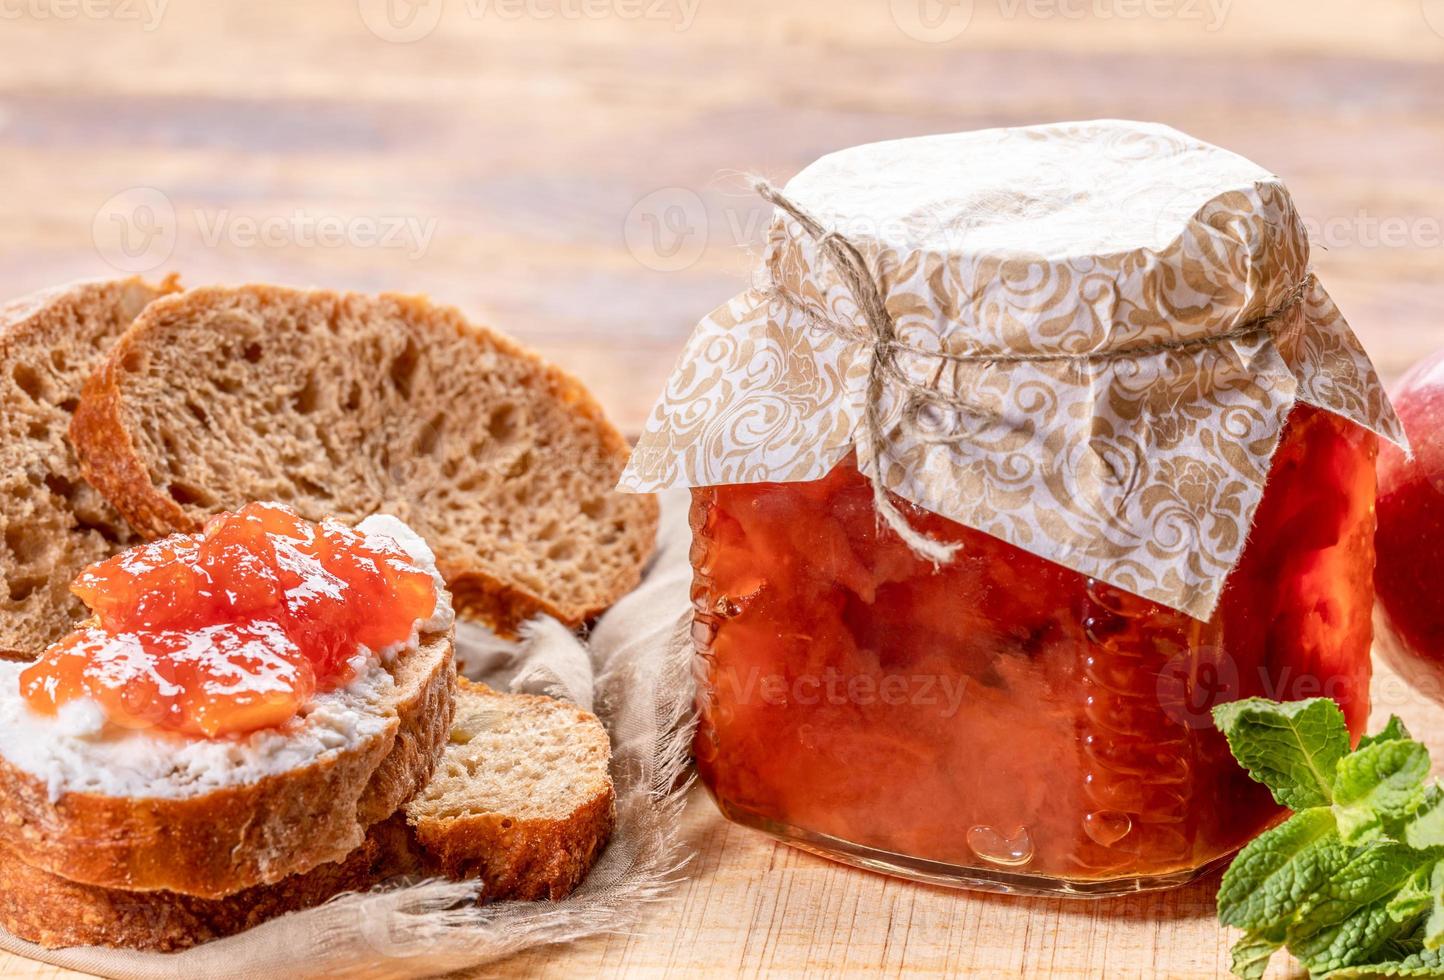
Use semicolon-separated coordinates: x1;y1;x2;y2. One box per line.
1213;698;1444;979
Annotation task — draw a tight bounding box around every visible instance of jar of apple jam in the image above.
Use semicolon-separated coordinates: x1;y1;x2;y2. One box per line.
688;403;1377;892
620;122;1407;894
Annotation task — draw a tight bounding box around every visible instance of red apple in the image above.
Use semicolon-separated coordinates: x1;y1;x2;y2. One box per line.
1375;349;1444;700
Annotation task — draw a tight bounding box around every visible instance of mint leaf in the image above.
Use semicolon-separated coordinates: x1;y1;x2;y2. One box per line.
1288;843;1433;973
1333;740;1433;844
1318;948;1444;978
1218;807;1347;931
1213;698;1350;810
1384;864;1437;928
1294;899;1415;975
1230;933;1281;980
1422;863;1444;951
1360;716;1412;750
1403;786;1444;849
1214;702;1444;979
1293;842;1426;933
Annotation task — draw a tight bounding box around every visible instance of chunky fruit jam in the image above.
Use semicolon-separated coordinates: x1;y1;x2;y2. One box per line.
21;503;438;739
690;405;1378;890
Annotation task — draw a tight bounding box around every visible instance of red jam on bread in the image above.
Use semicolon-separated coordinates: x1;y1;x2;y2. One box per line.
21;503;438;738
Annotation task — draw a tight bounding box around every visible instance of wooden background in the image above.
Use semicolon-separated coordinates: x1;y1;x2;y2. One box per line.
1;0;1442;976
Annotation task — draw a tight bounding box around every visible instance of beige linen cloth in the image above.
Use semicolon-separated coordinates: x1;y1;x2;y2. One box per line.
0;491;696;979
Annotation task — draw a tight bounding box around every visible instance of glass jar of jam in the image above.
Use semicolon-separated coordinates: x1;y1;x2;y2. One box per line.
688;403;1377;894
619;122;1407;896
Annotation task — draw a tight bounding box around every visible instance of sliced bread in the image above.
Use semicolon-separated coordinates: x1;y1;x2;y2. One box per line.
405;678;615;901
0;681;615;951
0;817;412;953
69;284;659;635
0;626;455;900
0;276;179;658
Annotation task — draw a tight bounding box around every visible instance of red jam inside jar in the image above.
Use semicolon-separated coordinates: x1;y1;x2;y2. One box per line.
21;503;438;739
690;404;1378;891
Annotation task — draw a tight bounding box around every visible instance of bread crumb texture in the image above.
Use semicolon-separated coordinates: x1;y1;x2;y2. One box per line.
407;678;615;900
71;285;658;634
0;277;176;657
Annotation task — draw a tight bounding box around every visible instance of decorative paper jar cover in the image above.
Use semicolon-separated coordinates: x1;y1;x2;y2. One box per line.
621;119;1406;620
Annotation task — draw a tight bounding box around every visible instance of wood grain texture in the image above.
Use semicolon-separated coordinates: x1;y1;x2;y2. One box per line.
0;0;1441;976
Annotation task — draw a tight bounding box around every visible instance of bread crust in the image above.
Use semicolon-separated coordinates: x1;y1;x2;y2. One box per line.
68;285;659;635
0;275;181;659
69;341;195;539
0;630;456;900
0;818;412;952
406;680;616;902
0;276;178;335
0;683;615;951
414;781;615;902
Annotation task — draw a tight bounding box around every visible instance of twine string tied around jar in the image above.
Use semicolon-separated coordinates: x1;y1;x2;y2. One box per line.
750;178;1316;567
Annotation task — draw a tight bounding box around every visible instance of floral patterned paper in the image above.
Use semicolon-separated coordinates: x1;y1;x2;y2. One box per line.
621;121;1405;619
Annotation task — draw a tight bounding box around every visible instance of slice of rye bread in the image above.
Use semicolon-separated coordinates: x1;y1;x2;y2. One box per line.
0;276;180;658
69;284;659;635
0;680;615;952
0;627;457;901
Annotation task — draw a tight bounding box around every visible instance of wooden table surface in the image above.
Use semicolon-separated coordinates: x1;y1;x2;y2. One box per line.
1;1;1441;976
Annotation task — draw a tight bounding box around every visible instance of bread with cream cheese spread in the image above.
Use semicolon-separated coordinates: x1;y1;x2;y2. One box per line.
0;680;614;950
0;516;458;901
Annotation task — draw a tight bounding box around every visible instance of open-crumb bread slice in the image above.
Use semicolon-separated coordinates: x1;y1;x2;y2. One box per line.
405;678;614;901
69;284;658;635
0;626;456;900
0;276;179;658
0;680;614;951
